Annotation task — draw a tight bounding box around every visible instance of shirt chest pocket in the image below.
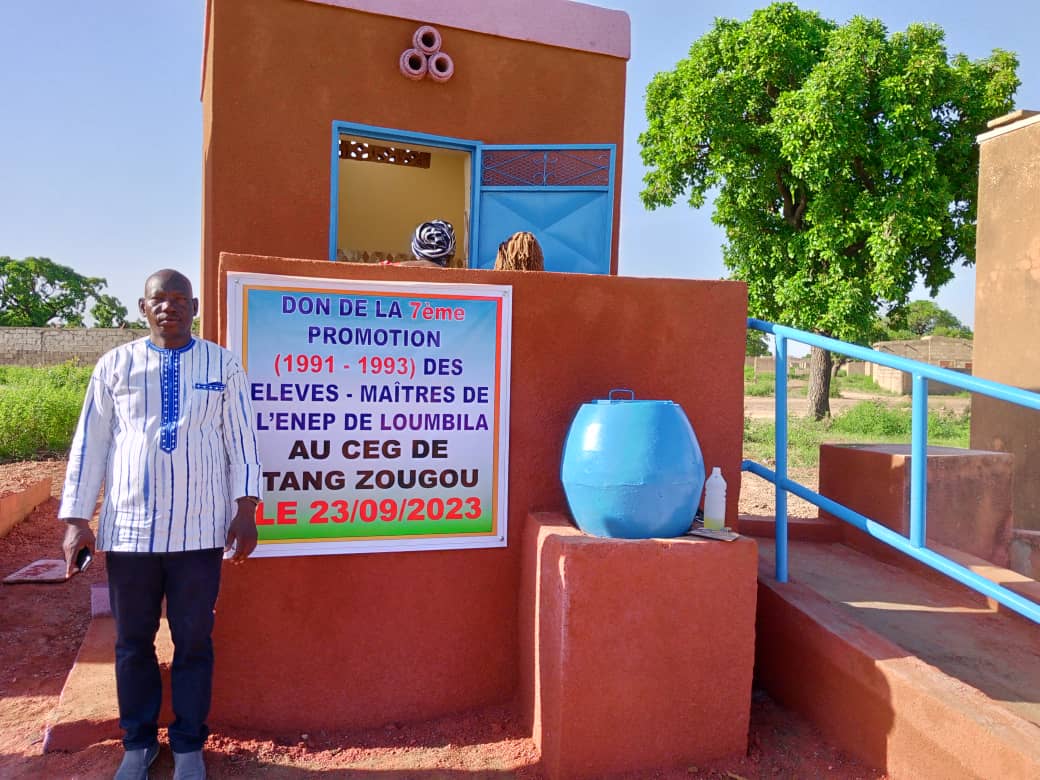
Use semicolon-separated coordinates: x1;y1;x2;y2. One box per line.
188;381;226;427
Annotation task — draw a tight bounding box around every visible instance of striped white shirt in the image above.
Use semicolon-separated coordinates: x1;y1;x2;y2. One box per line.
59;337;263;553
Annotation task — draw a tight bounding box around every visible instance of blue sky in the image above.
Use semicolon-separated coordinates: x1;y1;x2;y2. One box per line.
2;1;1037;340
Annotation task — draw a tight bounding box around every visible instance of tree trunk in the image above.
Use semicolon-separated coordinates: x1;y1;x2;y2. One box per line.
807;346;833;420
831;355;847;379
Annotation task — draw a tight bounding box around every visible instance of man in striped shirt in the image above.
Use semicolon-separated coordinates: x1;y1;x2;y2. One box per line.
60;269;262;780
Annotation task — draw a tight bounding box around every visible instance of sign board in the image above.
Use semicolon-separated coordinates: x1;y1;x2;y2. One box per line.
226;272;512;557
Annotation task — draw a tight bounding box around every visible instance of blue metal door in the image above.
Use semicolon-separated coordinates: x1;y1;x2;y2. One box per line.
472;145;615;273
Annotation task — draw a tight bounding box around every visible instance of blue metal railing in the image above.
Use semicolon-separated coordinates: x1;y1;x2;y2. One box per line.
744;318;1040;625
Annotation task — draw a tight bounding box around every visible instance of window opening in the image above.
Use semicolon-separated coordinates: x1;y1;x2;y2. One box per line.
335;134;471;266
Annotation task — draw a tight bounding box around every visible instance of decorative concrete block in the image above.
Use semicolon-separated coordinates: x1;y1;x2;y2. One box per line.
819;444;1014;566
520;512;758;780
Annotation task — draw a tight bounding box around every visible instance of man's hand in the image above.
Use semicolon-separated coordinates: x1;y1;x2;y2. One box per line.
62;519;97;578
224;498;259;564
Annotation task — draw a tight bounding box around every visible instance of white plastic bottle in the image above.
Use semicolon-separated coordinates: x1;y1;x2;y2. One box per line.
703;467;727;530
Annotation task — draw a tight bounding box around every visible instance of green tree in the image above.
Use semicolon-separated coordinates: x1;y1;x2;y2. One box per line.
746;329;771;356
880;299;972;340
0;257;125;327
639;2;1016;418
90;294;131;329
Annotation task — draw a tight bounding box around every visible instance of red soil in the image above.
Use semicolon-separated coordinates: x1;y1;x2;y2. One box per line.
0;460;882;779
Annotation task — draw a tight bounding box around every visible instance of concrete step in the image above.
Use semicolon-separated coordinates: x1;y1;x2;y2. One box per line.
737;512;842;542
43;617;174;752
740;513;1040;623
754;538;1040;779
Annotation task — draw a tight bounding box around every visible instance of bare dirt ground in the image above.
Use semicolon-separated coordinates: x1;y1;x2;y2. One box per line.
739;466;820;520
739;387;971;520
0;460;882;779
743;387;971;420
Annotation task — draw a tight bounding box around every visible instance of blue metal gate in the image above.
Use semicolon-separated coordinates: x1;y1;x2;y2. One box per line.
472;145;615;273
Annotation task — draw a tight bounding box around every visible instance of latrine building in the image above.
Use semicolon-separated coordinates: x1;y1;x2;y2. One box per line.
194;1;754;760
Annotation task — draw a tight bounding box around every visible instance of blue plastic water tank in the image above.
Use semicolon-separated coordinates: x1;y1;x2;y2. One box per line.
560;390;705;539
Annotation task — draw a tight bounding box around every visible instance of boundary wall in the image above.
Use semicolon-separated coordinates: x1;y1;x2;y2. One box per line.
0;327;139;366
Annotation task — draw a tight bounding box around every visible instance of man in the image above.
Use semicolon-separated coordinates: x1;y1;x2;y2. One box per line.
60;269;262;780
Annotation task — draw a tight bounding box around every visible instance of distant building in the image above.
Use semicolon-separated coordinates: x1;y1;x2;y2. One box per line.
867;336;973;394
871;335;973;368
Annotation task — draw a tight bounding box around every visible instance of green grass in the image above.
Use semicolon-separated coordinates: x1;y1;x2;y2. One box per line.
743;400;971;468
0;363;92;462
746;369;890;399
745;377;776;396
831;372;889;396
743;368;778;397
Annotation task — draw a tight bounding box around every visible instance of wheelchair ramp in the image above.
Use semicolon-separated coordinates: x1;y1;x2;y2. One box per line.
753;538;1040;779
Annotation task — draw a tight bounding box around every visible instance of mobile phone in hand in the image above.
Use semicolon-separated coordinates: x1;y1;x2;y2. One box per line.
75;547;93;573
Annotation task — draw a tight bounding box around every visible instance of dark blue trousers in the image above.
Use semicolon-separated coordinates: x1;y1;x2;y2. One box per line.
106;548;223;753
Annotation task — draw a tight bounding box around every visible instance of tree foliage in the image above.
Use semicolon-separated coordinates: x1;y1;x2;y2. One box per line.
746;329;771;356
878;299;972;340
640;2;1017;416
90;294;131;329
0;257;131;327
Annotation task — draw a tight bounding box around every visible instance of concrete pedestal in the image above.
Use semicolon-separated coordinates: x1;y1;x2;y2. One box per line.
519;513;758;780
819;444;1014;567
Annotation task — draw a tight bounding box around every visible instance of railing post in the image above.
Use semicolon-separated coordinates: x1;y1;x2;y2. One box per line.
774;335;788;582
910;373;928;548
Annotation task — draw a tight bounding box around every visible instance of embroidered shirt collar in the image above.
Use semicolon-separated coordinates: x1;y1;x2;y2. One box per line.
146;337;196;354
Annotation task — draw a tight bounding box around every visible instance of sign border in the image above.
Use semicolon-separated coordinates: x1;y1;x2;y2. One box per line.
226;271;512;557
